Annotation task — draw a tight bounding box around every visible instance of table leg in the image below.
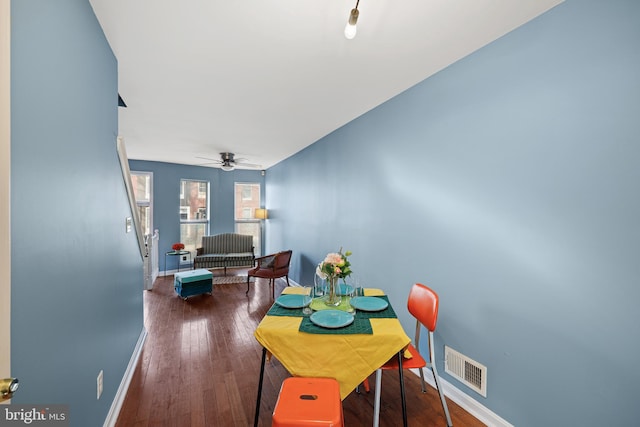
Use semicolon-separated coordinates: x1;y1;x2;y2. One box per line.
398;351;407;427
254;347;267;427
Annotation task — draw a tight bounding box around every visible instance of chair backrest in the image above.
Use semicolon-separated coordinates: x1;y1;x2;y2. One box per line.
274;250;292;270
407;283;439;332
201;233;253;254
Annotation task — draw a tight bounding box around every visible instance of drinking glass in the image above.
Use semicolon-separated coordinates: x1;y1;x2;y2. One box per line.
347;275;360;312
345;284;355;313
353;275;364;297
302;284;313;315
313;270;325;298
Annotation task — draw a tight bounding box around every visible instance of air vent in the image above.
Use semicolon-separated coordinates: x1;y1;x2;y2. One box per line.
444;346;487;397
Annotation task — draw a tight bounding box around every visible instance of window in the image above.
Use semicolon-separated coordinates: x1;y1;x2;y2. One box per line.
234;183;262;256
180;179;209;258
131;171;153;236
198;182;207;199
241;185;252;201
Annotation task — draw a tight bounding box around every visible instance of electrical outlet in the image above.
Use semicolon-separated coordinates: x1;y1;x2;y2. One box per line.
97;370;103;399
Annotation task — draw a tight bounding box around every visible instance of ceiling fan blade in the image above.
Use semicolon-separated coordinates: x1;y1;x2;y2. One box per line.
235;161;262;169
195;154;261;169
195;156;221;162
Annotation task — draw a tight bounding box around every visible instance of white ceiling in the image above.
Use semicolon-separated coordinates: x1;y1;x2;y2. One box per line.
90;0;562;170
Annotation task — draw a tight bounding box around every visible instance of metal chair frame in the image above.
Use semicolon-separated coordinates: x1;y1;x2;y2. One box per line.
373;283;453;427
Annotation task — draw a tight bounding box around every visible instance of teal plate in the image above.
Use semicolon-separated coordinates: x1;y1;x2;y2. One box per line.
309;310;354;329
275;294;312;309
350;296;389;312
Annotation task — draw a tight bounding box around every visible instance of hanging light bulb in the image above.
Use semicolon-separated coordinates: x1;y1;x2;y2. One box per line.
344;1;360;40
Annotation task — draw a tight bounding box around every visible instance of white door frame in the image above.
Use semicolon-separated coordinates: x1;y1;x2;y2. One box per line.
1;0;12;397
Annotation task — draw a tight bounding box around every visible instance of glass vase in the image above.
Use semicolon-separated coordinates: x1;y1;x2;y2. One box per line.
323;276;341;306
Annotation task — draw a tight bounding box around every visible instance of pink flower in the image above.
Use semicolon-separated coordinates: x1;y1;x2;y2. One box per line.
324;253;342;265
318;248;353;280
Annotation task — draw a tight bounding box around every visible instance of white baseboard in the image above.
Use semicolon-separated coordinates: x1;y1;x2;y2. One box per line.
408;368;513;427
103;328;148;427
161;269;179;277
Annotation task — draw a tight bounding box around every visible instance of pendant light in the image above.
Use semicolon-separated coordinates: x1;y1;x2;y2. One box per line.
344;0;360;40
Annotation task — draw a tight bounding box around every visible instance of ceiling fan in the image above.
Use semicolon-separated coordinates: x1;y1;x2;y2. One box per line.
195;152;261;171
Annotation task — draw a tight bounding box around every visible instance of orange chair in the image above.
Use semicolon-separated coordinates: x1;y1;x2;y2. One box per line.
373;283;452;427
246;250;292;299
272;377;344;427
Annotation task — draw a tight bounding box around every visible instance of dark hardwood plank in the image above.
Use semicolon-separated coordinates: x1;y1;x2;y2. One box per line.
115;269;486;427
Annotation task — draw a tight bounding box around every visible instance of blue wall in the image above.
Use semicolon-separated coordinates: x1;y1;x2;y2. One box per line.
129;160;265;266
11;1;144;426
266;1;640;425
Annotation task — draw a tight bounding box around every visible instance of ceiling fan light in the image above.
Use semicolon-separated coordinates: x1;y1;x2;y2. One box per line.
220;163;234;172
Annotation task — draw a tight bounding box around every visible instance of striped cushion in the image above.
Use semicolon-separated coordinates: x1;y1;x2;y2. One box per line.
194;233;255;269
201;233;253;254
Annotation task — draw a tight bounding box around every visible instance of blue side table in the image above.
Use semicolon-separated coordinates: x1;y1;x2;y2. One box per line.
164;250;191;276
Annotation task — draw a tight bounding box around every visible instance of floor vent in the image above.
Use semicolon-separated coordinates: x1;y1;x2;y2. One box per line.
444;346;487;397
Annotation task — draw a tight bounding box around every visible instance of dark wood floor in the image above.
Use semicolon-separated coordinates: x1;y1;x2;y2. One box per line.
115;269;486;427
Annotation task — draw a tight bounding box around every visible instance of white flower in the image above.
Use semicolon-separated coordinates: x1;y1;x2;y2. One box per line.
316;264;327;279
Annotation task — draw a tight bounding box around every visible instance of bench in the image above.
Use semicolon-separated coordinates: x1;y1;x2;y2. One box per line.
193;233;255;275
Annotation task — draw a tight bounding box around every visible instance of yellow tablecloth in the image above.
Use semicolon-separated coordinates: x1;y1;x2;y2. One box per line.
254;288;411;399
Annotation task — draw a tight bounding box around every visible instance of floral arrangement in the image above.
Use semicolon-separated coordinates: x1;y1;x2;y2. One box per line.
317;248;352;280
172;242;185;251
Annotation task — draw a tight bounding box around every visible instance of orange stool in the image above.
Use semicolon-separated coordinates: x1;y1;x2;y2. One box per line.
272;377;344;427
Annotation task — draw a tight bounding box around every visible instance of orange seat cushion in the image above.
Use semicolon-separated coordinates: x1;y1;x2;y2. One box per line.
272;377;344;427
381;344;426;370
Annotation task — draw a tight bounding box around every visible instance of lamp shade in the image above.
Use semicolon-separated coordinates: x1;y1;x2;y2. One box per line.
255;208;268;219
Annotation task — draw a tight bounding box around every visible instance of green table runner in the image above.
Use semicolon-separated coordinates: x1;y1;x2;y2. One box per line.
299;316;373;334
266;304;307;317
353;296;397;319
265;296;352;317
265;295;397;335
309;296;353;312
267;296;395;318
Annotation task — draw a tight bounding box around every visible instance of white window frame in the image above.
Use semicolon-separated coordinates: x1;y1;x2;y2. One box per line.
234;182;262;256
180;179;210;263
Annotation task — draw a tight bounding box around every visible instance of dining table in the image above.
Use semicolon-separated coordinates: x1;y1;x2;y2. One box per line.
253;286;412;427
